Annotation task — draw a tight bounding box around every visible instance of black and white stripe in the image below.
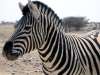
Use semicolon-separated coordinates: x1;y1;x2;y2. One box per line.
3;1;100;75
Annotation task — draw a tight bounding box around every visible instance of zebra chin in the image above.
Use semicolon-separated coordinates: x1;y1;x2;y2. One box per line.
2;49;20;61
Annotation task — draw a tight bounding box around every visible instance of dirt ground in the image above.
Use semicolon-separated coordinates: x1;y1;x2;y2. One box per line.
0;25;44;75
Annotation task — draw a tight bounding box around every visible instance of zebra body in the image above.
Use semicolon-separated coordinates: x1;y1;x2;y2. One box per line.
2;0;100;75
40;33;100;75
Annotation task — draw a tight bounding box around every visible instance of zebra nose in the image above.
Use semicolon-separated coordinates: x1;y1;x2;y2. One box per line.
3;41;13;54
2;41;19;60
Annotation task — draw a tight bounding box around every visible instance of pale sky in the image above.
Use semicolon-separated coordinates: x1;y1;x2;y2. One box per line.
0;0;100;22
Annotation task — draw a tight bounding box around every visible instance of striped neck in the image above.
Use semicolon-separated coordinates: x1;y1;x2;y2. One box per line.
30;1;65;49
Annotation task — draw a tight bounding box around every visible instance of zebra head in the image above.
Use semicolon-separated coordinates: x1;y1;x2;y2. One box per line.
3;0;43;60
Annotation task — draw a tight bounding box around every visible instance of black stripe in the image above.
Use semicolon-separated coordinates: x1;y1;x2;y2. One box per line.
47;33;59;62
14;41;26;48
52;32;62;67
86;38;100;75
40;29;57;58
58;36;72;74
56;33;66;70
39;25;54;51
71;57;78;75
28;36;33;53
81;39;93;75
78;38;87;65
75;38;86;69
92;39;100;61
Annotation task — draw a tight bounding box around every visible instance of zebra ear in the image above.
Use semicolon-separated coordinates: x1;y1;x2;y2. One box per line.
28;0;40;19
19;2;24;11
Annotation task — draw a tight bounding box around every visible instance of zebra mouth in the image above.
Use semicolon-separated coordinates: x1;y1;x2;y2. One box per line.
2;49;20;61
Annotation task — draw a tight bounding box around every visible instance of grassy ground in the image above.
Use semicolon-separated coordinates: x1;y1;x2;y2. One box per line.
0;25;44;75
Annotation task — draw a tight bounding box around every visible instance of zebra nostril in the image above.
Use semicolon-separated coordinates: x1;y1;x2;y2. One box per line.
3;41;13;51
3;41;13;56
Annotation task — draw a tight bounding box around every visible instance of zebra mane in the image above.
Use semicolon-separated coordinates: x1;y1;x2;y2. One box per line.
22;1;62;28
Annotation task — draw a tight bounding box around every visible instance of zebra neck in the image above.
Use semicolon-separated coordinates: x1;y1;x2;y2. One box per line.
35;13;64;49
38;32;83;73
38;27;70;70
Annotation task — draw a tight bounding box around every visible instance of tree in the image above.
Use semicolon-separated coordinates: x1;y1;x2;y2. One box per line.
62;17;89;32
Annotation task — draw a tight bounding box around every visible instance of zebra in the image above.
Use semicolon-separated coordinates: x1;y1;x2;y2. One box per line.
66;30;100;38
2;0;100;75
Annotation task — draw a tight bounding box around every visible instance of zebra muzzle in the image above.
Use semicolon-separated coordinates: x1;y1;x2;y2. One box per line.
2;41;20;61
5;50;20;61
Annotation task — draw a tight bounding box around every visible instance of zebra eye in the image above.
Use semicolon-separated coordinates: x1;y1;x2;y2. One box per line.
24;26;31;30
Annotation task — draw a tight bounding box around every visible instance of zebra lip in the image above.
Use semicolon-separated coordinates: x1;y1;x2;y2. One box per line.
4;50;20;61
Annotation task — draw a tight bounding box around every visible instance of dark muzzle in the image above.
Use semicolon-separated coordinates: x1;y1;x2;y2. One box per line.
2;41;20;61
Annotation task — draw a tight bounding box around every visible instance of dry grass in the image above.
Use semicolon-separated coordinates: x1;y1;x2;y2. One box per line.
0;25;43;75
